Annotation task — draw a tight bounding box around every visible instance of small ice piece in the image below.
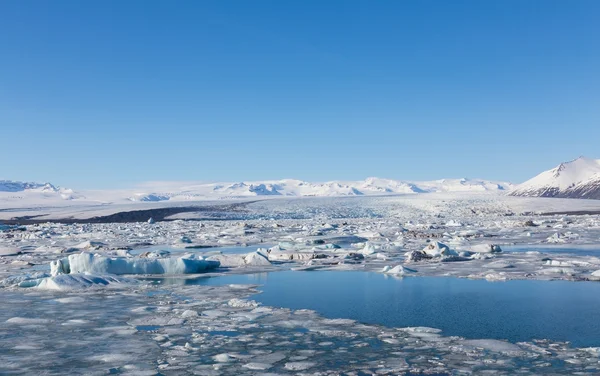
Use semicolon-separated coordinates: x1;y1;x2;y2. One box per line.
267;249;317;261
484;273;507;281
356;231;384;239
6;317;52;325
243;363;273;370
381;265;416;275
213;353;233;363
469;244;502;253
147;217;155;224
228;299;259;308
208;251;271;267
546;233;566;243
405;250;432;262
361;242;376;255
243;251;271;266
284;361;316;371
181;310;198;318
538;267;576;275
463;339;522;353
73;240;107;250
0;247;22;256
422;241;458;257
445;220;463;227
544;259;572;267
55;296;86;304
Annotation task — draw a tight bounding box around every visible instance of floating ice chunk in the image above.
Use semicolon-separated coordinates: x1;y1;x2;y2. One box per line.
469;244;502;253
213;353;233;363
405;250;432;262
546;233;567;243
181;310;198;318
356;231;384;238
73;240;107;250
589;270;600;281
207;251;271;267
483;260;514;269
207;254;247;267
1;272;50;287
463;339;522;353
544;259;573;267
445;220;463;227
422;241;458;257
484;273;507;281
138;250;170;258
6;317;52;325
55;296;86;304
228;299;259;308
538;267;576;275
51;253;220;276
243;363;272;370
381;265;416;275
32;273;137;290
0;247;22;256
361;242;376;255
267;248;317;261
172;236;193;247
284;361;316;371
130;317;184;326
243;251;271;266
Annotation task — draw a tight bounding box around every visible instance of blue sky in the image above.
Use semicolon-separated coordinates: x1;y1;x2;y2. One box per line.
1;0;599;189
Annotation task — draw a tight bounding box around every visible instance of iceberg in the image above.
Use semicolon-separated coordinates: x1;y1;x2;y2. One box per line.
50;252;220;276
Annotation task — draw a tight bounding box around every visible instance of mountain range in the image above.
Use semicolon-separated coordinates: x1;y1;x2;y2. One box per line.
4;156;600;205
0;177;512;205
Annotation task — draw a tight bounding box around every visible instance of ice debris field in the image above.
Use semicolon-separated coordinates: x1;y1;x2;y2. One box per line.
3;193;600;374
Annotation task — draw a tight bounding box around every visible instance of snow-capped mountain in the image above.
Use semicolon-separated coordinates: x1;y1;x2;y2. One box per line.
0;180;58;193
0;180;77;201
510;157;600;199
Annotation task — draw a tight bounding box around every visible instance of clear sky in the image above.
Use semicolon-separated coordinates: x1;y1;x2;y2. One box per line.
1;0;599;189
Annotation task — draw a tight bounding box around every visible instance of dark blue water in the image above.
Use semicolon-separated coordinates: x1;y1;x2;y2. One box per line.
178;271;600;347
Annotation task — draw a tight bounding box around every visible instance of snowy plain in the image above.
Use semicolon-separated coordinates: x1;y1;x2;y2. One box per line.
3;190;600;374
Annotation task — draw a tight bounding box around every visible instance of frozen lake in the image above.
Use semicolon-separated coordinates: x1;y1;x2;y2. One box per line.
171;271;600;347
